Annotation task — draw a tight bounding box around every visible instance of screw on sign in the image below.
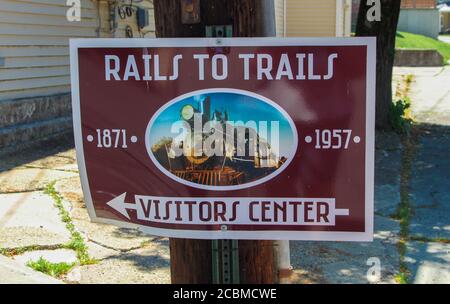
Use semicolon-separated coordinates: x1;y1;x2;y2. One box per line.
70;38;375;241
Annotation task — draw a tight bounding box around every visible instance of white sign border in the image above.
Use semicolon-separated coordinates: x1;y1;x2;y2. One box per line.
70;37;375;242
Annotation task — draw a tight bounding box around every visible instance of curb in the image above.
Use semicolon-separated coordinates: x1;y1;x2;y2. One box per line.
0;255;63;284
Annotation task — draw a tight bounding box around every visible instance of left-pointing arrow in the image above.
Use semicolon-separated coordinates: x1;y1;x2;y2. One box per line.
106;192;136;220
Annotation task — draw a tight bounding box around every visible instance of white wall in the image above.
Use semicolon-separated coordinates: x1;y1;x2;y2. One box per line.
279;0;350;37
0;0;155;101
398;9;440;38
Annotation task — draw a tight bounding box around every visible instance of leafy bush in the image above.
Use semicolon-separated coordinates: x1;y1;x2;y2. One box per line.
390;98;413;134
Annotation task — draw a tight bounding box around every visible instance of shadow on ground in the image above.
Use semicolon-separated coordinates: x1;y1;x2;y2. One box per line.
0;133;75;173
104;246;170;272
404;122;450;283
110;227;148;239
408;123;450;239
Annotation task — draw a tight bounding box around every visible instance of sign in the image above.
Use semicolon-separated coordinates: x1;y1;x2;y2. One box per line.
70;38;375;241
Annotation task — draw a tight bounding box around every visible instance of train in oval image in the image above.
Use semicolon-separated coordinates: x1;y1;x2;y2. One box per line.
146;89;298;191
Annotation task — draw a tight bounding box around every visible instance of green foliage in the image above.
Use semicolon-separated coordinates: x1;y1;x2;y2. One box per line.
64;232;97;265
396;31;450;64
393;201;412;284
44;182;97;266
395;272;409;284
1;183;97;279
409;235;450;244
27;257;75;278
405;74;414;85
391;131;418;284
390;98;413;134
0;245;63;257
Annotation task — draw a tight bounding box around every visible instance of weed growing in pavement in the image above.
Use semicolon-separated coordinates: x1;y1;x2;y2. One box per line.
45;182;97;266
391;128;418;284
390;98;413;134
27;257;75;277
391;74;414;134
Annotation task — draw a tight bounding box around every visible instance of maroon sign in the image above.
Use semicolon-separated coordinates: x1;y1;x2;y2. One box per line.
70;38;375;241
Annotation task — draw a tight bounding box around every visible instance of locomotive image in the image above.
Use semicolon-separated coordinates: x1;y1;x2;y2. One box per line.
150;92;291;187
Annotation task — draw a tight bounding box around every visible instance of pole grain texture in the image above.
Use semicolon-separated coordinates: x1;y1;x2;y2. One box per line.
153;0;278;284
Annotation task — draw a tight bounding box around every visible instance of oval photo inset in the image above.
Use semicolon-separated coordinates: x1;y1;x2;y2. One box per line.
146;89;298;191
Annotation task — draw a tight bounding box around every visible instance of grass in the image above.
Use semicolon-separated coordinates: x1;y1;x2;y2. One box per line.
390;125;419;284
44;182;97;267
396;31;450;64
27;257;75;277
390;98;412;134
389;73;418;284
395;272;409;284
409;235;450;244
391;74;414;134
0;183;97;279
0;245;64;257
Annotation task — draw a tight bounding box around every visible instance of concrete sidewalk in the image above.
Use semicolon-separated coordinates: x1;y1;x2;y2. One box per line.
289;131;401;284
438;35;450;44
0;128;406;284
0;255;62;284
0;134;403;284
394;67;450;125
393;66;450;283
0;136;170;283
289;67;450;284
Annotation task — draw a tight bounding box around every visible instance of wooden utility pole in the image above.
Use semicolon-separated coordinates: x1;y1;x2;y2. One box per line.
153;0;277;284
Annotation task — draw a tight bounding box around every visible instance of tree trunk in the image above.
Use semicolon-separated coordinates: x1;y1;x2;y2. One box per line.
355;0;401;130
154;0;276;284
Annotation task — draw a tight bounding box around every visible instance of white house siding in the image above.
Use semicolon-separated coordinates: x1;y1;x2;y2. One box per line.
279;0;351;37
0;0;96;101
0;0;155;101
285;0;337;37
274;0;285;37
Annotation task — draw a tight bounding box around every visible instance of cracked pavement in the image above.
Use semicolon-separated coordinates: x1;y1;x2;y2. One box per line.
0;130;403;284
0;136;170;283
289;66;450;284
396;66;450;284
